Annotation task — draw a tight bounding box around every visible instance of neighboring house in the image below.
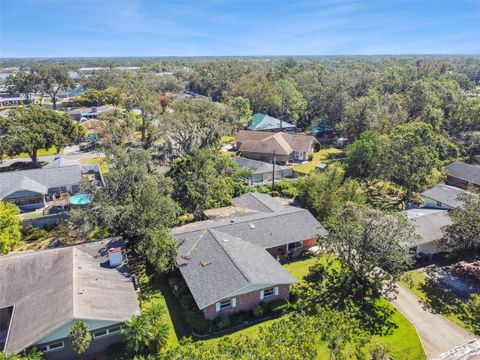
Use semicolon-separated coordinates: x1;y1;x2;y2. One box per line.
248;113;296;133
172;193;327;320
235;130;315;164
67;105;116;121
0;159;103;211
231;157;294;185
421;184;468;210
404;208;453;256
0;238;140;359
0;92;33;107
445;161;480;190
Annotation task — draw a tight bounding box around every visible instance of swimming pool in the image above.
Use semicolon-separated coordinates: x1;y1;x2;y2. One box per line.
69;194;92;205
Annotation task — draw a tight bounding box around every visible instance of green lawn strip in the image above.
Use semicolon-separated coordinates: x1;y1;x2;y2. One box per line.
290;148;344;174
7;147;62;159
400;270;470;332
80;156;109;174
220;135;235;144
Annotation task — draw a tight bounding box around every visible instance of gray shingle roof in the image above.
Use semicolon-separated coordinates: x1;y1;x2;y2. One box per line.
177;229;296;309
173;194;326;309
421;184;468;208
231;157;290;175
446;161;480;185
0;238;139;354
0;165;82;199
404;209;453;246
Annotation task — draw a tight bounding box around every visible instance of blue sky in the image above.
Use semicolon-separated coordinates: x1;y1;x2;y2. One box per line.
1;0;479;57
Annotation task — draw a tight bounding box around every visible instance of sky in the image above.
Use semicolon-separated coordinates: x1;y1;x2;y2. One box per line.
0;0;479;58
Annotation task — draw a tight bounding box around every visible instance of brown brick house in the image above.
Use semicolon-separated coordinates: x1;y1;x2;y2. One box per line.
172;193;327;320
445;161;480;190
235;130;316;164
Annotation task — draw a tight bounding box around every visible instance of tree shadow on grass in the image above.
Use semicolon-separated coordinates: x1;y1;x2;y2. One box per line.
356;300;398;336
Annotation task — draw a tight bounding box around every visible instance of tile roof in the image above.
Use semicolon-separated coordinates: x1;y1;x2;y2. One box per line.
0;238;139;354
446;161;480;185
0;165;82;199
173;193;326;309
248;113;295;131
421;184;468;208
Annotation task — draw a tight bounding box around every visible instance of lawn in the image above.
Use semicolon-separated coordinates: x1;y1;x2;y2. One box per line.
7;147;62;159
221;135;235;144
80;156;109;174
400;269;471;332
290;147;344;174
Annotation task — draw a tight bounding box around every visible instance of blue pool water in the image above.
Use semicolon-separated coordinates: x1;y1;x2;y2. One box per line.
69;194;92;205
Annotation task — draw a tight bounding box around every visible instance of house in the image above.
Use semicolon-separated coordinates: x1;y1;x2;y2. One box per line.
421;184;468;209
445;161;480;190
248;113;296;133
0;159;103;212
235;130;316;164
67;105;116;121
172;193;327;320
0;92;33;107
231;157;294;185
404;209;453;256
0;238;140;359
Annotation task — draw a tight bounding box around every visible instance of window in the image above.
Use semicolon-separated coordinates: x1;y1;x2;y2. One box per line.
288;242;302;250
39;341;64;353
93;325;123;339
436;201;443;207
263;287;274;297
219;299;232;310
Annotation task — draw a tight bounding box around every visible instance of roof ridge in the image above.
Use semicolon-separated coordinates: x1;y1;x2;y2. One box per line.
173;206;304;235
208;229;252;283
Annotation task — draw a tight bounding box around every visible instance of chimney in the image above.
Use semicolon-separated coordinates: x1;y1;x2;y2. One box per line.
108;247;123;267
91;107;97;113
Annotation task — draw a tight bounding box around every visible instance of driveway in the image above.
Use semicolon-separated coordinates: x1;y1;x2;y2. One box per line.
391;284;479;359
0;148;104;168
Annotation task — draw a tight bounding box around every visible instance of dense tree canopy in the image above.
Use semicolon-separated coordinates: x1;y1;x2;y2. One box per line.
0;201;21;255
0;105;85;166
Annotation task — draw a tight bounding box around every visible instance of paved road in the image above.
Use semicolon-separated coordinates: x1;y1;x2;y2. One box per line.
391;284;479;359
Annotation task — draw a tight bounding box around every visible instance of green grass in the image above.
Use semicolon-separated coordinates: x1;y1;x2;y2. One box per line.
8;147;62;159
290;147;344;174
221;135;235;144
400;269;470;332
80;156;109;174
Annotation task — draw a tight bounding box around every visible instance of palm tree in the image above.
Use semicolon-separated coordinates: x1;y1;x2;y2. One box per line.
144;305;169;353
122;315;151;354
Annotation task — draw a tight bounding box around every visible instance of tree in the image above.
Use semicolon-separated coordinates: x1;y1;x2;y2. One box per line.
226;96;252;129
275;78;307;124
68;321;92;359
169;150;249;218
0;348;43;360
76;86;124;106
0;105;85;167
33;64;73;109
441;192;480;256
345;130;384;179
6;68;39;103
319;203;414;300
384;122;442;200
139;226;179;274
70;147;180;242
162;98;229;156
0;201;21;255
295;167;365;221
122;304;169;356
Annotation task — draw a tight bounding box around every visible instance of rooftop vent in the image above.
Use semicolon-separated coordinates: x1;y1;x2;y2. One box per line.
230;218;236;223
249;223;256;229
108;247;123;268
200;261;212;267
222;239;229;243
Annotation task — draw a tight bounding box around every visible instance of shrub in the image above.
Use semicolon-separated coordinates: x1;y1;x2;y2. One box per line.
183;310;210;333
308;153;314;161
168;277;188;299
314;141;321;152
215;316;231;330
268;299;289;314
21;226;48;243
231;311;252;326
252;304;264;318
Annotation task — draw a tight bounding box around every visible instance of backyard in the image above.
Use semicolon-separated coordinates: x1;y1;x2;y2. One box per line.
80;156;109;174
290;147;344;174
135;255;425;359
